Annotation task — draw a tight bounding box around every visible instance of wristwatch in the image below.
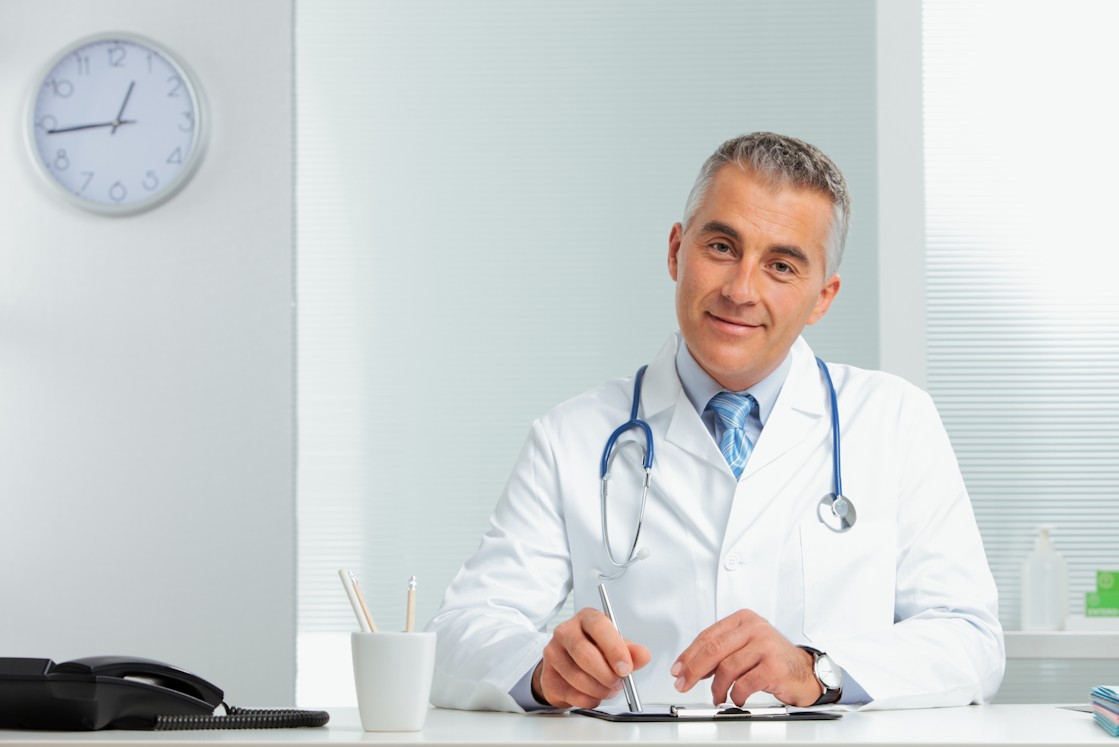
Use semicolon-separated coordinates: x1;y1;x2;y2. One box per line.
800;646;842;705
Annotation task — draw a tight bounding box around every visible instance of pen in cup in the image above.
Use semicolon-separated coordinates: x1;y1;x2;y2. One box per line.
597;582;642;713
405;576;417;632
339;569;378;633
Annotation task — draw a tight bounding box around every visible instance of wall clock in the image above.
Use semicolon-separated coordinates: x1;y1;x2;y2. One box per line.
26;33;206;215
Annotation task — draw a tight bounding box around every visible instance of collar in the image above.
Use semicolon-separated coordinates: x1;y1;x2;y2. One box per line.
675;336;792;426
637;333;827;479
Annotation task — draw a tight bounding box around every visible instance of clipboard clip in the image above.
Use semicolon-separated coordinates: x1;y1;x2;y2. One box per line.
670;705;790;719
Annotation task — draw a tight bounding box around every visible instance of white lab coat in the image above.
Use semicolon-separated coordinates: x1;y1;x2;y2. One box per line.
428;334;1004;711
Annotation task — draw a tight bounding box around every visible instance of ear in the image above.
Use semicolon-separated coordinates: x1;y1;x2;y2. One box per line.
806;274;841;326
668;223;684;282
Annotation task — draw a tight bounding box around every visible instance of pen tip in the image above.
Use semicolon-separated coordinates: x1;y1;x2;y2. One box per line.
408;575;417;589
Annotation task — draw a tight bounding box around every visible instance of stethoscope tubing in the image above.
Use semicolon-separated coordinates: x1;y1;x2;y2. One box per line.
599;366;653;579
599;356;852;580
815;356;843;498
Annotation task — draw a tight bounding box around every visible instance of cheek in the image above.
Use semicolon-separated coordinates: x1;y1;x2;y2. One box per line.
674;267;700;306
677;261;719;305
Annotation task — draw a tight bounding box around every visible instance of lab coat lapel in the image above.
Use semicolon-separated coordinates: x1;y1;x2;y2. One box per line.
739;337;826;481
641;335;728;471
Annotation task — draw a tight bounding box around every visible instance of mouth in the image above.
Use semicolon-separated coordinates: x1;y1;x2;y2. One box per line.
707;312;762;333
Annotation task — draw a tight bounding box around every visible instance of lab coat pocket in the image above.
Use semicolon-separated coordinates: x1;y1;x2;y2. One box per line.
800;516;896;642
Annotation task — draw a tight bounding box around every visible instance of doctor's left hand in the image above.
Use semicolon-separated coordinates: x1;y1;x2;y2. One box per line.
671;609;820;707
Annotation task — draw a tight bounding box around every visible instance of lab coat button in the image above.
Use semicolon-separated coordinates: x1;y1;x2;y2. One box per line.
723;553;740;571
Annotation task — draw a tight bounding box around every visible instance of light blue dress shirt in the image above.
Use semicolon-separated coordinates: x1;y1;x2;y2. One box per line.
674;338;791;454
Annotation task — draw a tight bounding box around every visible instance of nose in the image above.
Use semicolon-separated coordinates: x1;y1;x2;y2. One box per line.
722;260;759;305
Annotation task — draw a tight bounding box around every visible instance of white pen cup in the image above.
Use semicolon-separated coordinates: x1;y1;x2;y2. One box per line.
351;631;436;731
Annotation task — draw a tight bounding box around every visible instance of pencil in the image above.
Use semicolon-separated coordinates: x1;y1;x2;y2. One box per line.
337;568;378;635
347;570;379;633
338;568;372;632
405;576;417;632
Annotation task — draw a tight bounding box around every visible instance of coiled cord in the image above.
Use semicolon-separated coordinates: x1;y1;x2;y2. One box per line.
153;703;330;730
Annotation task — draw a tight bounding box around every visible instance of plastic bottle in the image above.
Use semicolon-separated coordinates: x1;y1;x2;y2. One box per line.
1020;527;1068;631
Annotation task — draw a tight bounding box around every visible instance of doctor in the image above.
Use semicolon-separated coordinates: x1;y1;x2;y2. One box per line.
427;132;1004;712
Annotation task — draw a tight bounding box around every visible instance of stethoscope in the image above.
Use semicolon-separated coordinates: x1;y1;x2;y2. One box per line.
598;358;856;581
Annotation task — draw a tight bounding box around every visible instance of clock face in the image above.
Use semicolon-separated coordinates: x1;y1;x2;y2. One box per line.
28;34;205;214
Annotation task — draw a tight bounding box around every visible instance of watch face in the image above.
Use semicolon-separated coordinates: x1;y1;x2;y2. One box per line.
27;33;205;214
815;654;842;689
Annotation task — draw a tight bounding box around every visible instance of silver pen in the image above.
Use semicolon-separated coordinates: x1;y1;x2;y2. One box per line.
597;582;642;712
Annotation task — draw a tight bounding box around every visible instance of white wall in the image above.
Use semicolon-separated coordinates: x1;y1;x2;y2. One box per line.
0;0;294;705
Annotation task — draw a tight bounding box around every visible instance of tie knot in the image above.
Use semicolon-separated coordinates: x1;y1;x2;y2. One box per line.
708;391;756;431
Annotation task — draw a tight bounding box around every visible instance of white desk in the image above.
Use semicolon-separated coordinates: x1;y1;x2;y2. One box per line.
0;705;1111;746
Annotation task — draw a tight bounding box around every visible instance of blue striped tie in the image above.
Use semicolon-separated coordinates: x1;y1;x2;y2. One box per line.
707;391;757;479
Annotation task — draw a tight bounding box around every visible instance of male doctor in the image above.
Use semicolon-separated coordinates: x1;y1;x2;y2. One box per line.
428;132;1005;712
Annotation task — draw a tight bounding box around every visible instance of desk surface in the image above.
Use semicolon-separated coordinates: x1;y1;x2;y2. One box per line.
0;704;1111;746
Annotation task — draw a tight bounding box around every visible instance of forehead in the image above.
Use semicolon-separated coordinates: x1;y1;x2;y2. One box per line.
693;165;834;254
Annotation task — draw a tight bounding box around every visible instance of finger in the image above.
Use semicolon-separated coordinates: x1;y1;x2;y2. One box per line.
711;647;762;705
549;642;621;701
580;610;637;679
627;642;652;672
728;672;765;708
542;649;620;709
550;612;619;691
672;622;750;692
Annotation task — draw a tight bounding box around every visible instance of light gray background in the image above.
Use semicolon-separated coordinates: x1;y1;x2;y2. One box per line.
15;0;1065;708
0;0;294;705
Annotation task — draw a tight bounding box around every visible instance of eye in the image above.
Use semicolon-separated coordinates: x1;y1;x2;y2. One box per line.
710;242;732;254
772;261;794;274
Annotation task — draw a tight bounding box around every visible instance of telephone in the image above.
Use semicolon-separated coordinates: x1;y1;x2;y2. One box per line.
0;656;329;731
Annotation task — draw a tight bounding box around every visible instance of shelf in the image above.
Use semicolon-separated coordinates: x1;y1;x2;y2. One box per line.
1005;630;1119;659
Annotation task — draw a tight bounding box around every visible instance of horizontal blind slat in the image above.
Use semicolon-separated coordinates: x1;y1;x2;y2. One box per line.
923;0;1119;664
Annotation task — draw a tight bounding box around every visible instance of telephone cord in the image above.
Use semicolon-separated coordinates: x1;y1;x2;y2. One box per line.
152;703;330;730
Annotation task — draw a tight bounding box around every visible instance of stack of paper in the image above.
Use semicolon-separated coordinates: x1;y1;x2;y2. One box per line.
1092;686;1119;737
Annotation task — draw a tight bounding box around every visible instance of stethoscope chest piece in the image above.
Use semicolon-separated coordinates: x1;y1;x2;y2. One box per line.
818;493;857;532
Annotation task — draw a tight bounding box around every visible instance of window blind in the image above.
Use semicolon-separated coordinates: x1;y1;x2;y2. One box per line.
923;0;1119;701
296;0;878;705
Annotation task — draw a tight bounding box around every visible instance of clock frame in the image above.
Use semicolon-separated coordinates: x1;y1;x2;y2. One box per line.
26;32;206;215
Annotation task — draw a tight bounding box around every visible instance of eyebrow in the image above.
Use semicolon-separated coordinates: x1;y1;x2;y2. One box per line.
697;220;812;266
698;220;741;242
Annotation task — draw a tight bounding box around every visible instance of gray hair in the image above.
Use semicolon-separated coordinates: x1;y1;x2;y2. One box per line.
682;132;851;277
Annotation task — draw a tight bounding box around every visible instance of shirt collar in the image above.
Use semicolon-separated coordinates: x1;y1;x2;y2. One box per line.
674;334;792;426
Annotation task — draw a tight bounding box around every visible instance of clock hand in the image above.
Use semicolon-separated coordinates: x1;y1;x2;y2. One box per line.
47;119;137;134
111;81;136;134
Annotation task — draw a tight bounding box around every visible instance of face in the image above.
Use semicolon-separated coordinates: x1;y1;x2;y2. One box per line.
668;165;841;391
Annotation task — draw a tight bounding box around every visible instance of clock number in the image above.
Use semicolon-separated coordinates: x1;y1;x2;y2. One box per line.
179;112;194;132
53;149;70;171
167;75;184;98
80;172;94;193
142;171;160;191
48;78;74;98
36;114;57;133
109;181;127;203
73;53;91;75
147;52;155;74
167;147;183;165
107;44;126;68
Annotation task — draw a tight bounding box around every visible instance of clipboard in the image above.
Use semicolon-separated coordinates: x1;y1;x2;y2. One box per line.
572;704;842;722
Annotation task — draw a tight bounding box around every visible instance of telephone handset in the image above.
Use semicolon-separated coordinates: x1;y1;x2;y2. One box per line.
0;656;329;731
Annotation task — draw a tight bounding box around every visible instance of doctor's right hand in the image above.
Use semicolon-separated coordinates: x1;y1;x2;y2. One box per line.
531;607;651;709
